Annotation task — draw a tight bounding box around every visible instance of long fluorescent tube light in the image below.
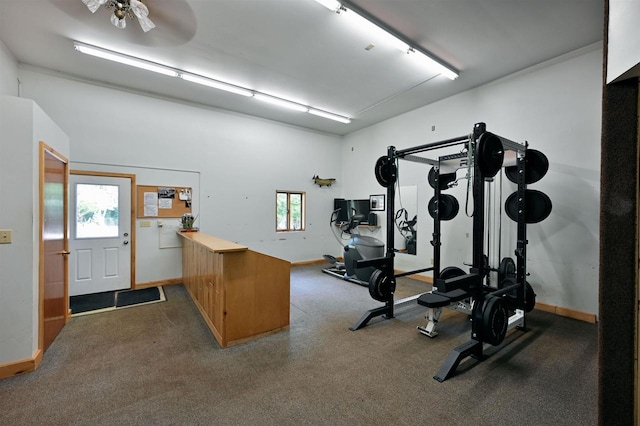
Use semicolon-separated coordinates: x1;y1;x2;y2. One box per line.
308;108;351;124
314;2;459;80
73;41;353;124
408;49;459;80
254;94;309;112
180;73;254;97
340;8;409;52
314;0;342;12
74;42;179;77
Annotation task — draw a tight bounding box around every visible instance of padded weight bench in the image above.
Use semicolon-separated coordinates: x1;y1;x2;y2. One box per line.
417;288;473;338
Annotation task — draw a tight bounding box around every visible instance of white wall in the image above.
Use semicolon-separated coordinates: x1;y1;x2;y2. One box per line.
0;40;18;96
342;44;603;316
0;96;69;364
607;0;640;83
17;67;344;273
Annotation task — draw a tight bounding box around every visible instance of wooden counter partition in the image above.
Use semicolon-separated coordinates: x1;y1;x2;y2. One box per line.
178;232;290;348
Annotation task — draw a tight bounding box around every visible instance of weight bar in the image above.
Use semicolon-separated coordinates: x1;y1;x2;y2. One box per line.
501;278;537;313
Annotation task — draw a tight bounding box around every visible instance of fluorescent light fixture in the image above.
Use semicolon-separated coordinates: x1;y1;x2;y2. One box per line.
73;40;352;124
407;49;459;80
315;3;459;80
308;108;351;124
340;8;409;52
314;0;342;12
254;94;309;112
180;73;254;97
73;42;179;77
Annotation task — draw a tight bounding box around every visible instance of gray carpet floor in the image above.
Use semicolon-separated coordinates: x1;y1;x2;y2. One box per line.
0;264;597;425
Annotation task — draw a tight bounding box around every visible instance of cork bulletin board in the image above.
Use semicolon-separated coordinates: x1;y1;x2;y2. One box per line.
136;185;193;218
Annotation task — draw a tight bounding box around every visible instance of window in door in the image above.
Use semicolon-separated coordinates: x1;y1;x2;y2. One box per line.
75;183;119;239
276;191;305;232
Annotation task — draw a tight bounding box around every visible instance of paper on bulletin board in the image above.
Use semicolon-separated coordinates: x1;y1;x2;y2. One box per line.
158;198;172;209
143;192;158;216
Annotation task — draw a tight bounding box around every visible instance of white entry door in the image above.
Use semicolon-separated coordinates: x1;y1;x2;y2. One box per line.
69;174;131;296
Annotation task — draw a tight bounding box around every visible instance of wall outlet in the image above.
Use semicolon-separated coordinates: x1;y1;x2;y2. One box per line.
0;229;12;244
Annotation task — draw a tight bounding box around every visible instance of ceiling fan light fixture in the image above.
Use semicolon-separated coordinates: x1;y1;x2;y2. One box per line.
81;0;155;32
74;42;179;77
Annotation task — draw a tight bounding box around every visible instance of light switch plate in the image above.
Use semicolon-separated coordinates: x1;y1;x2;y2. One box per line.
0;229;12;244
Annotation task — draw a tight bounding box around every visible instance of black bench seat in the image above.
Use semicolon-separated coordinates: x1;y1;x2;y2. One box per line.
417;288;469;308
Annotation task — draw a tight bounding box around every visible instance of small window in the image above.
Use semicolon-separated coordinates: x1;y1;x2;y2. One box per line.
276;191;305;232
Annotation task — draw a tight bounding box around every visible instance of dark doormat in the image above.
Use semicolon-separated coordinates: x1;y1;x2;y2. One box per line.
70;291;116;314
116;286;162;307
70;286;166;316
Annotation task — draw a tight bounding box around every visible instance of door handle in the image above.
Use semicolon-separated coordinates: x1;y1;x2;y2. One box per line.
57;250;71;255
123;240;129;245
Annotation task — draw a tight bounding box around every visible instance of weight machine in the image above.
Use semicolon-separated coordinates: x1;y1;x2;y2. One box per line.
352;122;551;381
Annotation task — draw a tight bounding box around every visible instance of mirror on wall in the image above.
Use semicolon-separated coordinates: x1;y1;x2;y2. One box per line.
395;185;418;255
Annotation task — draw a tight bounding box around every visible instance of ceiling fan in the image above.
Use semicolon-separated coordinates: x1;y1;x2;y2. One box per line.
81;0;155;32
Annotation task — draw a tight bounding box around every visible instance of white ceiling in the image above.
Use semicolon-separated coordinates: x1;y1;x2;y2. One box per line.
0;0;603;136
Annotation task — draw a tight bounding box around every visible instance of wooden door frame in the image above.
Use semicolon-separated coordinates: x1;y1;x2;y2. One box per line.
39;142;69;353
69;170;137;291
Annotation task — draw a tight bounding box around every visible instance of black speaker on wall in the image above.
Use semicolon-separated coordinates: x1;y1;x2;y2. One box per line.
368;212;377;226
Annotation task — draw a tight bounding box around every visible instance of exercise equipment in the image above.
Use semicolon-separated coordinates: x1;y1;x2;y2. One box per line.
322;210;384;285
505;190;552;224
354;121;552;382
395;209;417;255
428;194;460;221
428;167;456;190
505;149;549;184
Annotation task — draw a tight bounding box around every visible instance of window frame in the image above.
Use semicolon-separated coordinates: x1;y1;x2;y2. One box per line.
276;190;306;232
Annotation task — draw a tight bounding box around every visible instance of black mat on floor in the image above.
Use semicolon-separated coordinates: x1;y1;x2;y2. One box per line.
116;287;161;307
70;291;116;314
70;287;165;315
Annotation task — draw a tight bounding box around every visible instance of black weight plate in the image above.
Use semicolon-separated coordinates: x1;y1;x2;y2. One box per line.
524;281;536;313
374;156;396;188
482;295;508;346
505;149;549;184
477;132;504;178
428;194;460;221
368;269;395;302
428;167;456;191
505;190;552;224
498;257;516;285
440;266;466;280
503;280;536;313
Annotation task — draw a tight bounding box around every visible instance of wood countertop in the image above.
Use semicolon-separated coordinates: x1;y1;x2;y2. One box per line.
177;231;248;253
